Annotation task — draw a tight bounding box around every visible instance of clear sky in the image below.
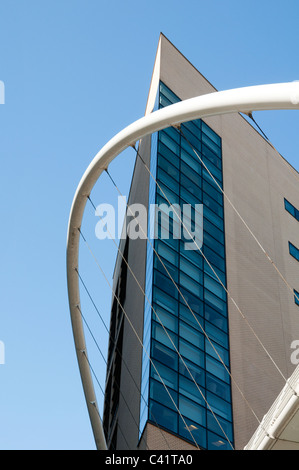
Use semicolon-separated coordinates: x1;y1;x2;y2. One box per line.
0;0;298;450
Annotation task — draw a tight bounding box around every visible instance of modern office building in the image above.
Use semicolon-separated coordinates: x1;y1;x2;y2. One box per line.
102;34;299;450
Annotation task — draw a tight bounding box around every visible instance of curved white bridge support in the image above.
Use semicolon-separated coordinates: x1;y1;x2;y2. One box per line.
66;82;299;450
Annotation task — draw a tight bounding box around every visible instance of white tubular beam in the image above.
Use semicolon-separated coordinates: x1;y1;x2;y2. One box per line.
66;82;299;450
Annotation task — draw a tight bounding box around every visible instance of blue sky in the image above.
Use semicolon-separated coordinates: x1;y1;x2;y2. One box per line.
0;0;298;450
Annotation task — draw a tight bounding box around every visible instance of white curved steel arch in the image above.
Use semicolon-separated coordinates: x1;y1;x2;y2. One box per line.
66;82;299;450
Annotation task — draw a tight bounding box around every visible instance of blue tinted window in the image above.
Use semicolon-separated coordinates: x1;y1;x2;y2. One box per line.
179;303;204;328
179;338;205;367
208;430;233;450
289;242;299;262
179;395;206;426
151;359;178;388
179;321;204;350
149;400;178;434
207;412;233;445
152;341;178;371
140;81;233;449
179;358;205;386
152;287;178;316
150;379;178;411
179;375;205;406
152;321;178;350
179;418;207;449
152;304;178;333
285;198;299;221
202;121;221;148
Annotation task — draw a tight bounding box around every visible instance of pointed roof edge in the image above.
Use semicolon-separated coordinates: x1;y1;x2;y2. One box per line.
144;35;162;116
159;33;218;92
145;33;218;116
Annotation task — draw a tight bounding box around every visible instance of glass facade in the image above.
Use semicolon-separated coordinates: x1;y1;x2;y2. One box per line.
140;82;234;450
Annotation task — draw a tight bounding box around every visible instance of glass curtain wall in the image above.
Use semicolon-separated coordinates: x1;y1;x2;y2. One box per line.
140;82;234;450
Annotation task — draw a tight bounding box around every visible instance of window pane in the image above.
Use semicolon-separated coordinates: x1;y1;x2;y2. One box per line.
205;304;228;330
180;273;203;298
158;157;180;181
180;257;203;284
152;341;178;371
179;375;205;406
159;93;172;108
179;358;205;387
204;206;224;230
152;304;178;333
180;244;203;270
163;126;180;144
284;198;299;221
204;232;225;259
202;157;222;182
151;359;178;387
208;430;232;450
160;82;180;104
205;290;227;316
154;256;179;283
202;142;222;167
206;355;230;383
181;148;202;174
289;242;299;262
178;418;207;449
157;167;180;193
153;287;178;316
180;338;204;367
205;321;228;348
207;413;233;447
179;303;204;328
204;274;226;301
206;340;230;366
180;187;202;207
182;120;202;140
149;400;178;434
179;321;204;350
156;240;179;266
203;193;223;219
179;395;206;426
204;218;225;245
152;321;178;350
181;161;202;187
203;179;223;205
159;132;180;156
154;271;178;298
206;373;231;402
206;391;232;421
180;287;204;313
202;121;221;147
203;246;226;273
181;173;201;195
203;168;223;192
204;260;226;286
156;181;179;205
181;124;202;151
158;146;180;168
150;379;178;411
